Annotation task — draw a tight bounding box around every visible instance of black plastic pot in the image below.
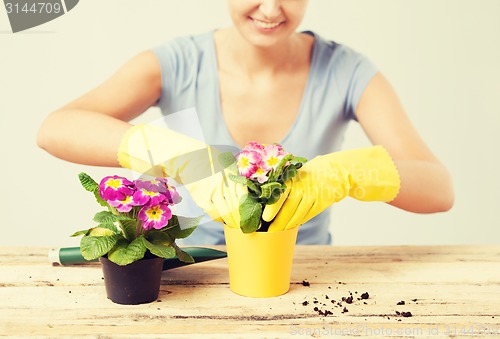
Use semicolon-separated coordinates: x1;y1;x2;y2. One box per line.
99;256;164;305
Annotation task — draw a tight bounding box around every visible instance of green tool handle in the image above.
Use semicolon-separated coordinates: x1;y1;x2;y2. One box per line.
49;246;227;267
49;247;94;265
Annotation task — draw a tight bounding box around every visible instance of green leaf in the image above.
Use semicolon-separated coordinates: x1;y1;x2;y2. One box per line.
269;154;293;180
143;233;175;259
71;229;90;237
228;173;247;185
218;151;236;168
107;237;147;266
88;227;115;237
176;216;202;230
80;234;119;260
239;194;263;233
265;184;285;205
281;165;298;182
118;219;137;241
97;222;120;234
163;214;179;230
145;230;173;245
93;211;118;224
172;242;195;263
167;223;197;239
245;179;261;201
93;211;133;224
93;190;108;207
78;173;108;207
291;156;308;163
259;182;283;200
78;172;98;192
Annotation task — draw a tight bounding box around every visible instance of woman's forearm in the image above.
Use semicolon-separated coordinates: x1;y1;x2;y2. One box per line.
37;50;162;167
37;109;131;167
389;160;454;213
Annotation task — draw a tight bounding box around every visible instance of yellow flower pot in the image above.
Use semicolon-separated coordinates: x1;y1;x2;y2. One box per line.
224;224;299;298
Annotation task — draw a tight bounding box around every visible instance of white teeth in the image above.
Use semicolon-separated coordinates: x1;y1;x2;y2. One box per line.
252;19;282;29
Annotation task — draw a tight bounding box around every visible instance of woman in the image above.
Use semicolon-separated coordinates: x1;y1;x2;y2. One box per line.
37;0;454;244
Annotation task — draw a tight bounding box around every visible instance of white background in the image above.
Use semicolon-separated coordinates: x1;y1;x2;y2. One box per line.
1;0;499;247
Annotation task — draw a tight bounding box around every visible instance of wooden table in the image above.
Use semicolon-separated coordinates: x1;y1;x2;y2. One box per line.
1;246;499;338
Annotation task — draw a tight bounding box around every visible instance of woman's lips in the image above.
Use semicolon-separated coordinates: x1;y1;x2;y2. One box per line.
249;17;284;31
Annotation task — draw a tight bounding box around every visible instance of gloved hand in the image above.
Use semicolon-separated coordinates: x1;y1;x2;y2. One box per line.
185;166;247;229
118;123;207;180
117;124;245;228
262;145;400;231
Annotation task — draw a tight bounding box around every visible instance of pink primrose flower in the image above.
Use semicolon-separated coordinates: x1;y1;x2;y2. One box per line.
134;178;180;206
99;176;135;202
133;188;167;206
237;142;291;183
162;183;181;205
108;194;138;213
236;149;261;178
250;166;269;184
242;141;265;153
261;144;289;171
135;178;164;192
138;203;172;230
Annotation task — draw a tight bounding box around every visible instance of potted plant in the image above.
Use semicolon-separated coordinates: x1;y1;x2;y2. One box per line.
72;173;199;305
223;142;307;297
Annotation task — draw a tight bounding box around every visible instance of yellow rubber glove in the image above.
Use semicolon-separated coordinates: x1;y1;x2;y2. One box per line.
185;167;247;229
118;124;207;180
117;124;246;228
262;145;400;231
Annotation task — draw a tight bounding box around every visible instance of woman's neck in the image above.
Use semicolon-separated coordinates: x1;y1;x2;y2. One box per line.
215;27;311;76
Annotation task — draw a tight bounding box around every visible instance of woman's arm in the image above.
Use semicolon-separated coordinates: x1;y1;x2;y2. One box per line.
36;50;162;167
356;72;454;213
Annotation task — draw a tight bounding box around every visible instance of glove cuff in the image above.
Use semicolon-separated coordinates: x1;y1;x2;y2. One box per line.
117;123;206;178
117;124;140;170
347;145;400;202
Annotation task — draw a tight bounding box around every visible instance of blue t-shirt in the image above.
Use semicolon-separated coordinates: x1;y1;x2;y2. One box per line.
152;30;378;245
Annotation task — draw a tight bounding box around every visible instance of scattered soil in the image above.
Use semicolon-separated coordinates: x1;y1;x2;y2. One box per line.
298;281;416;319
342;296;354;304
300;286;369;317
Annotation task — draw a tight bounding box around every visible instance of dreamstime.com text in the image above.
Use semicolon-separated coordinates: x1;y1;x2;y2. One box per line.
289;323;499;336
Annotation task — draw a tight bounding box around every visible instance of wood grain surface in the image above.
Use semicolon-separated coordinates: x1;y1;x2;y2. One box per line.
1;246;499;338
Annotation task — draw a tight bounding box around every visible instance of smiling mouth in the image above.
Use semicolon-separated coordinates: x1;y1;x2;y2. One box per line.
250;17;284;30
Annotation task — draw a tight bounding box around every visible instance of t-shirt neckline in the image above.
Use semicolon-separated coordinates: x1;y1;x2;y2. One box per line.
208;30;319;149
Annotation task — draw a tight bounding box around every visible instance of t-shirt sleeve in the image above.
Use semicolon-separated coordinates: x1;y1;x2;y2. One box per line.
341;48;379;121
151;36;197;110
